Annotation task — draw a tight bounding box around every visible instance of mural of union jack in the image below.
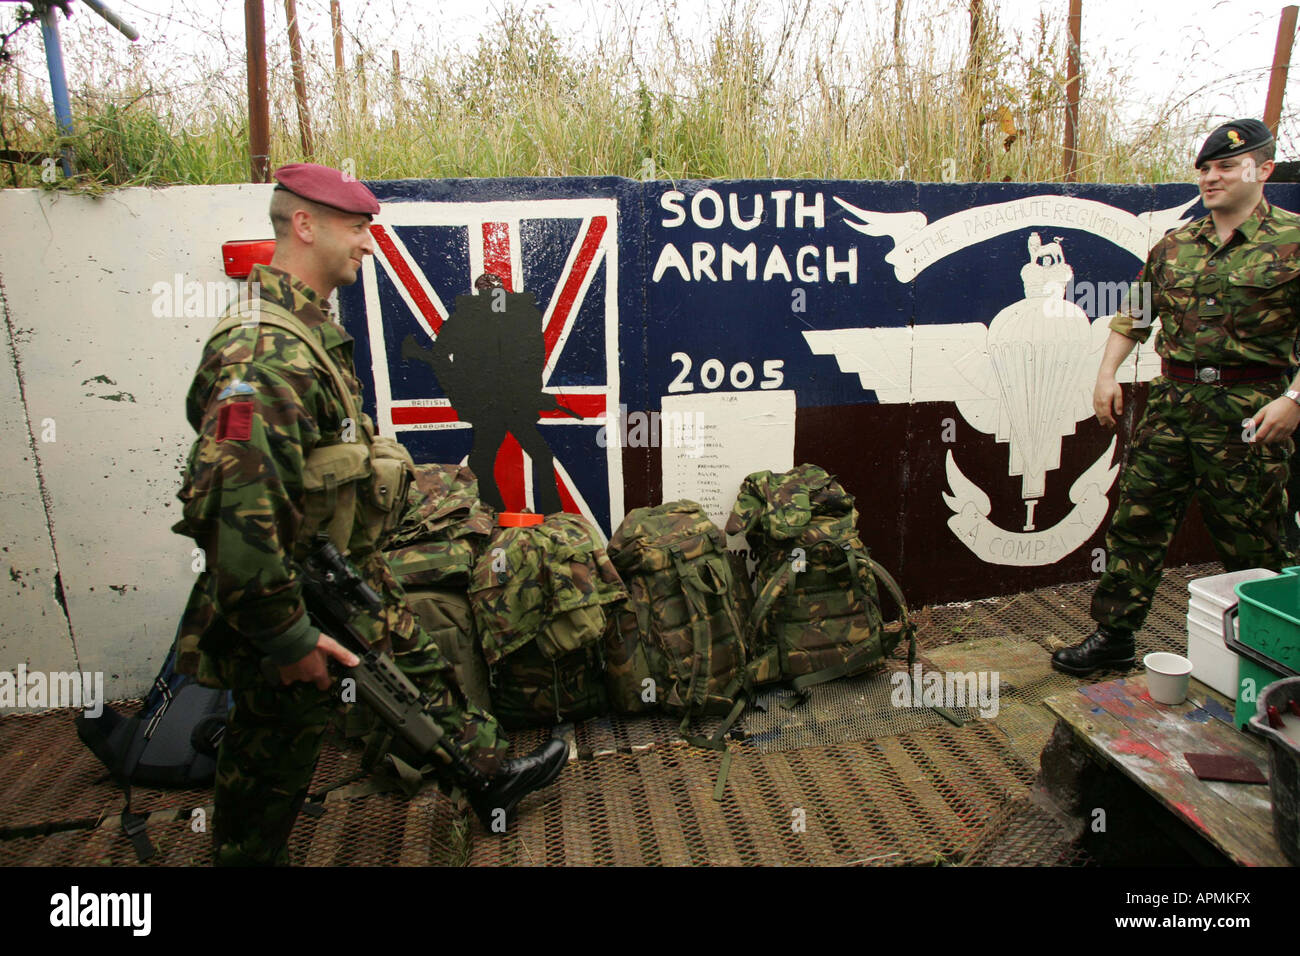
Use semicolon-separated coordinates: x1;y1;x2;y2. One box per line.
346;197;623;539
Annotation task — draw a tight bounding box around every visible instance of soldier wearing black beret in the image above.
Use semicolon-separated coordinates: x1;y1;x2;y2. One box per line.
1193;118;1276;168
1055;119;1300;677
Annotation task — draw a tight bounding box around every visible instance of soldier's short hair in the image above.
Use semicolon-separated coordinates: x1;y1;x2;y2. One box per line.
1250;140;1276;165
269;189;338;240
270;188;302;240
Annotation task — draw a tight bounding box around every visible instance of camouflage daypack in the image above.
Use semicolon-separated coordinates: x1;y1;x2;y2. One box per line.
727;464;915;696
470;513;626;728
384;464;496;712
605;501;752;741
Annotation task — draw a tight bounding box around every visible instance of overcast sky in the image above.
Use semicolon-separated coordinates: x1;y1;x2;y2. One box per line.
16;0;1300;158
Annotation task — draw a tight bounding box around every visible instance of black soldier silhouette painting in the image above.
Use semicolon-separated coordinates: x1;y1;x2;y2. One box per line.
402;272;578;514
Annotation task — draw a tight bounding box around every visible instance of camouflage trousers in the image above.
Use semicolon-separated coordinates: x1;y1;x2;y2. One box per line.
1091;376;1293;633
209;552;508;866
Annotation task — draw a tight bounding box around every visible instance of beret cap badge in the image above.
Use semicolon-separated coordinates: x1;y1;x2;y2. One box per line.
1194;118;1273;167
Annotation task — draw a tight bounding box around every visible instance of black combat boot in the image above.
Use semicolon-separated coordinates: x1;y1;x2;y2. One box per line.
468;738;568;832
1051;625;1135;677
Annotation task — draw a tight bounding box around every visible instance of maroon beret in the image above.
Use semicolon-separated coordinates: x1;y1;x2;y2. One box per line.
272;163;380;215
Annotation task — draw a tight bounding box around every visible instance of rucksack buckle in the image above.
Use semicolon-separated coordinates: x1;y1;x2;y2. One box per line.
120;810;157;863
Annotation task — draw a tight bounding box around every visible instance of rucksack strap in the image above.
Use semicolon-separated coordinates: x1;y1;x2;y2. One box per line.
693;680;749;800
717;552;753;661
206;302;362;429
120;808;156;862
748;558;795;633
789;642;879;699
668;547;715;719
867;555;917;667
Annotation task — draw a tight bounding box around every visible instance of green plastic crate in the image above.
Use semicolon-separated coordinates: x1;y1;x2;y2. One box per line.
1232;567;1300;730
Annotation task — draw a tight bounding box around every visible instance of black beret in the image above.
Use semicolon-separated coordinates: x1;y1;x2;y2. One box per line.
1195;119;1274;167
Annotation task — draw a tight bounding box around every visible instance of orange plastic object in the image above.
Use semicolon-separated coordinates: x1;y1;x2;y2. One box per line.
498;512;544;527
222;239;276;279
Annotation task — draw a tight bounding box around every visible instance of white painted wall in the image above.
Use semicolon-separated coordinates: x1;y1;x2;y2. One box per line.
0;184;272;701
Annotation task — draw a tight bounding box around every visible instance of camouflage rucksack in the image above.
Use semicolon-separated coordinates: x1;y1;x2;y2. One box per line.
605;501;752;741
386;463;497;584
470;512;626;728
384;464;496;713
727;464;915;696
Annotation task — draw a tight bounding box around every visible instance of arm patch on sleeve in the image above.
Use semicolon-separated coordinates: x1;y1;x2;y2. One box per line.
216;401;254;442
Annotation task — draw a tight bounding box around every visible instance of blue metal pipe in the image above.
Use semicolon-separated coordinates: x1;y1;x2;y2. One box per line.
40;5;75;177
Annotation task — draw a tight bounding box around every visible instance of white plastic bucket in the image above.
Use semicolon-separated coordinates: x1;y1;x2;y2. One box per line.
1144;652;1193;705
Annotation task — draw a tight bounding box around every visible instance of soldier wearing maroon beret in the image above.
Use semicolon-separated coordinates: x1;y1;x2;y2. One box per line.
263;163;381;296
273;162;382;215
172;163;567;865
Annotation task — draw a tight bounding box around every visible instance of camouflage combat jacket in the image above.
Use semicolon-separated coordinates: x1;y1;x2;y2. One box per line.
172;264;378;678
1110;197;1300;367
384;464;496;587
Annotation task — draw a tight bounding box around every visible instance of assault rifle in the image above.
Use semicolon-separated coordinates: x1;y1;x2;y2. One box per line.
266;534;486;789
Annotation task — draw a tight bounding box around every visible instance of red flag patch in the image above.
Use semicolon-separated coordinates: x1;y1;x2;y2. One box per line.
216;401;254;442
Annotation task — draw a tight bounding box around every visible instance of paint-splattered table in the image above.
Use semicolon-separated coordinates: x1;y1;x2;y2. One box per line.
1042;675;1289;866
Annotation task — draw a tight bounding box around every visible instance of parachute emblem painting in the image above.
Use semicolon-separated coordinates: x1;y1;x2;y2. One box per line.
937;235;1122;562
804;193;1201;567
352;199;622;536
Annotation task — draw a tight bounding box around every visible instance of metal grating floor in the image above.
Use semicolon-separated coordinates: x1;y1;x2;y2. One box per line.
741;663;979;754
957;792;1092;867
0;562;1219;866
466;722;1036;867
925;637;1081;768
916;562;1216;658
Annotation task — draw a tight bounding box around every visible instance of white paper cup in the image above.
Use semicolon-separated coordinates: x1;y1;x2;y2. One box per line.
1144;652;1193;705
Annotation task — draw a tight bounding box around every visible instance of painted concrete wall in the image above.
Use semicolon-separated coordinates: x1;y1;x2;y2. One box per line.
0;184;272;700
342;177;1300;613
3;178;1298;701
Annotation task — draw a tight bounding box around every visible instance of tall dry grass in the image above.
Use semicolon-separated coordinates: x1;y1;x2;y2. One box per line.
0;0;1248;190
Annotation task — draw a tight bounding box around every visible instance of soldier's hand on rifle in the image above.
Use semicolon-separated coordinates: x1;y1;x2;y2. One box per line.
277;634;360;690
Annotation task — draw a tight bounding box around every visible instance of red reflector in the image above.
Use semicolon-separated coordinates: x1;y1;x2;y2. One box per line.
222;239;276;279
498;512;544;527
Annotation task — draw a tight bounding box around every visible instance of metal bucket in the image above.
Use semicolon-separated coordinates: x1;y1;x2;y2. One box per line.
1249;676;1300;866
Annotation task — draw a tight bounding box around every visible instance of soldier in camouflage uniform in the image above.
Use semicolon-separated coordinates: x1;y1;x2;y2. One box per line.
1054;119;1300;676
172;164;566;864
